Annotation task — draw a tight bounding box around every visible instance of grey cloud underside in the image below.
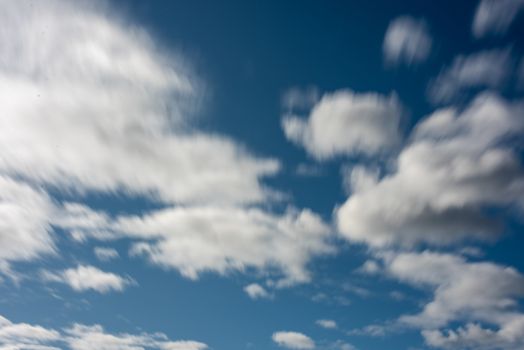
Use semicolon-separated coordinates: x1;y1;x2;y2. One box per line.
337;93;524;247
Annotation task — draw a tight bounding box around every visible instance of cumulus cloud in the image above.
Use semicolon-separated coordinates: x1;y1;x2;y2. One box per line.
428;49;512;104
383;16;432;66
473;0;524;38
244;283;270;299
282;90;403;160
384;251;524;350
272;331;315;349
316;319;337;329
337;93;524;247
94;247;119;262
0;0;279;206
0;314;208;350
42;265;132;293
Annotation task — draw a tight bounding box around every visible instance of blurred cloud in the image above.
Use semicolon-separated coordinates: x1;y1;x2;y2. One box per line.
473;0;524;38
428;49;513;104
272;331;315;349
282;90;404;160
383;16;432;66
337;93;524;247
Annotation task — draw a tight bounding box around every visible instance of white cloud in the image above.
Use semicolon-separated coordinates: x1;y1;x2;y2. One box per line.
94;247;119;262
356;260;381;275
341;165;380;195
0;0;279;206
337;93;524;247
42;265;132;293
383;16;432;66
121;206;333;286
0;0;339;290
244;283;270;299
53;203;333;286
0;315;60;350
473;0;524;38
0;314;208;350
282;90;403;160
428;49;512;103
384;251;524;350
316;319;337;329
272;331;315;349
65;324;208;350
0;176;55;263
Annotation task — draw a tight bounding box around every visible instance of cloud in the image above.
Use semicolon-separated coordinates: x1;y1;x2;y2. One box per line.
341;165;380;195
0;0;336;290
356;260;381;275
64;324;208;350
120;206;333;286
282;87;319;112
244;283;270;299
0;315;60;350
383;16;432;66
272;331;315;349
473;0;524;38
337;93;524;247
0;0;279;206
384;251;524;350
428;49;512;104
0;176;55;263
0;314;208;350
94;247;119;262
316;319;337;329
54;204;333;286
42;265;133;293
282;90;403;160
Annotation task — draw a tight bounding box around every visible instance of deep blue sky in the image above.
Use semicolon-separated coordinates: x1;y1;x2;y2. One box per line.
1;1;524;350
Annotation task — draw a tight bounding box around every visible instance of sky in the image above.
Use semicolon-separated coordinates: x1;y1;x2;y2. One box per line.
1;0;524;349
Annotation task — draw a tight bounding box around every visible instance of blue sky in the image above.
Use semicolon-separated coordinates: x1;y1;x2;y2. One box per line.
1;0;524;349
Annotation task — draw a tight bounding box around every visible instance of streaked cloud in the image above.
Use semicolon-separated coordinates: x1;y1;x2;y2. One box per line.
383;16;432;66
42;265;133;293
473;0;524;38
0;314;208;350
428;49;512;104
0;0;279;206
93;247;119;262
